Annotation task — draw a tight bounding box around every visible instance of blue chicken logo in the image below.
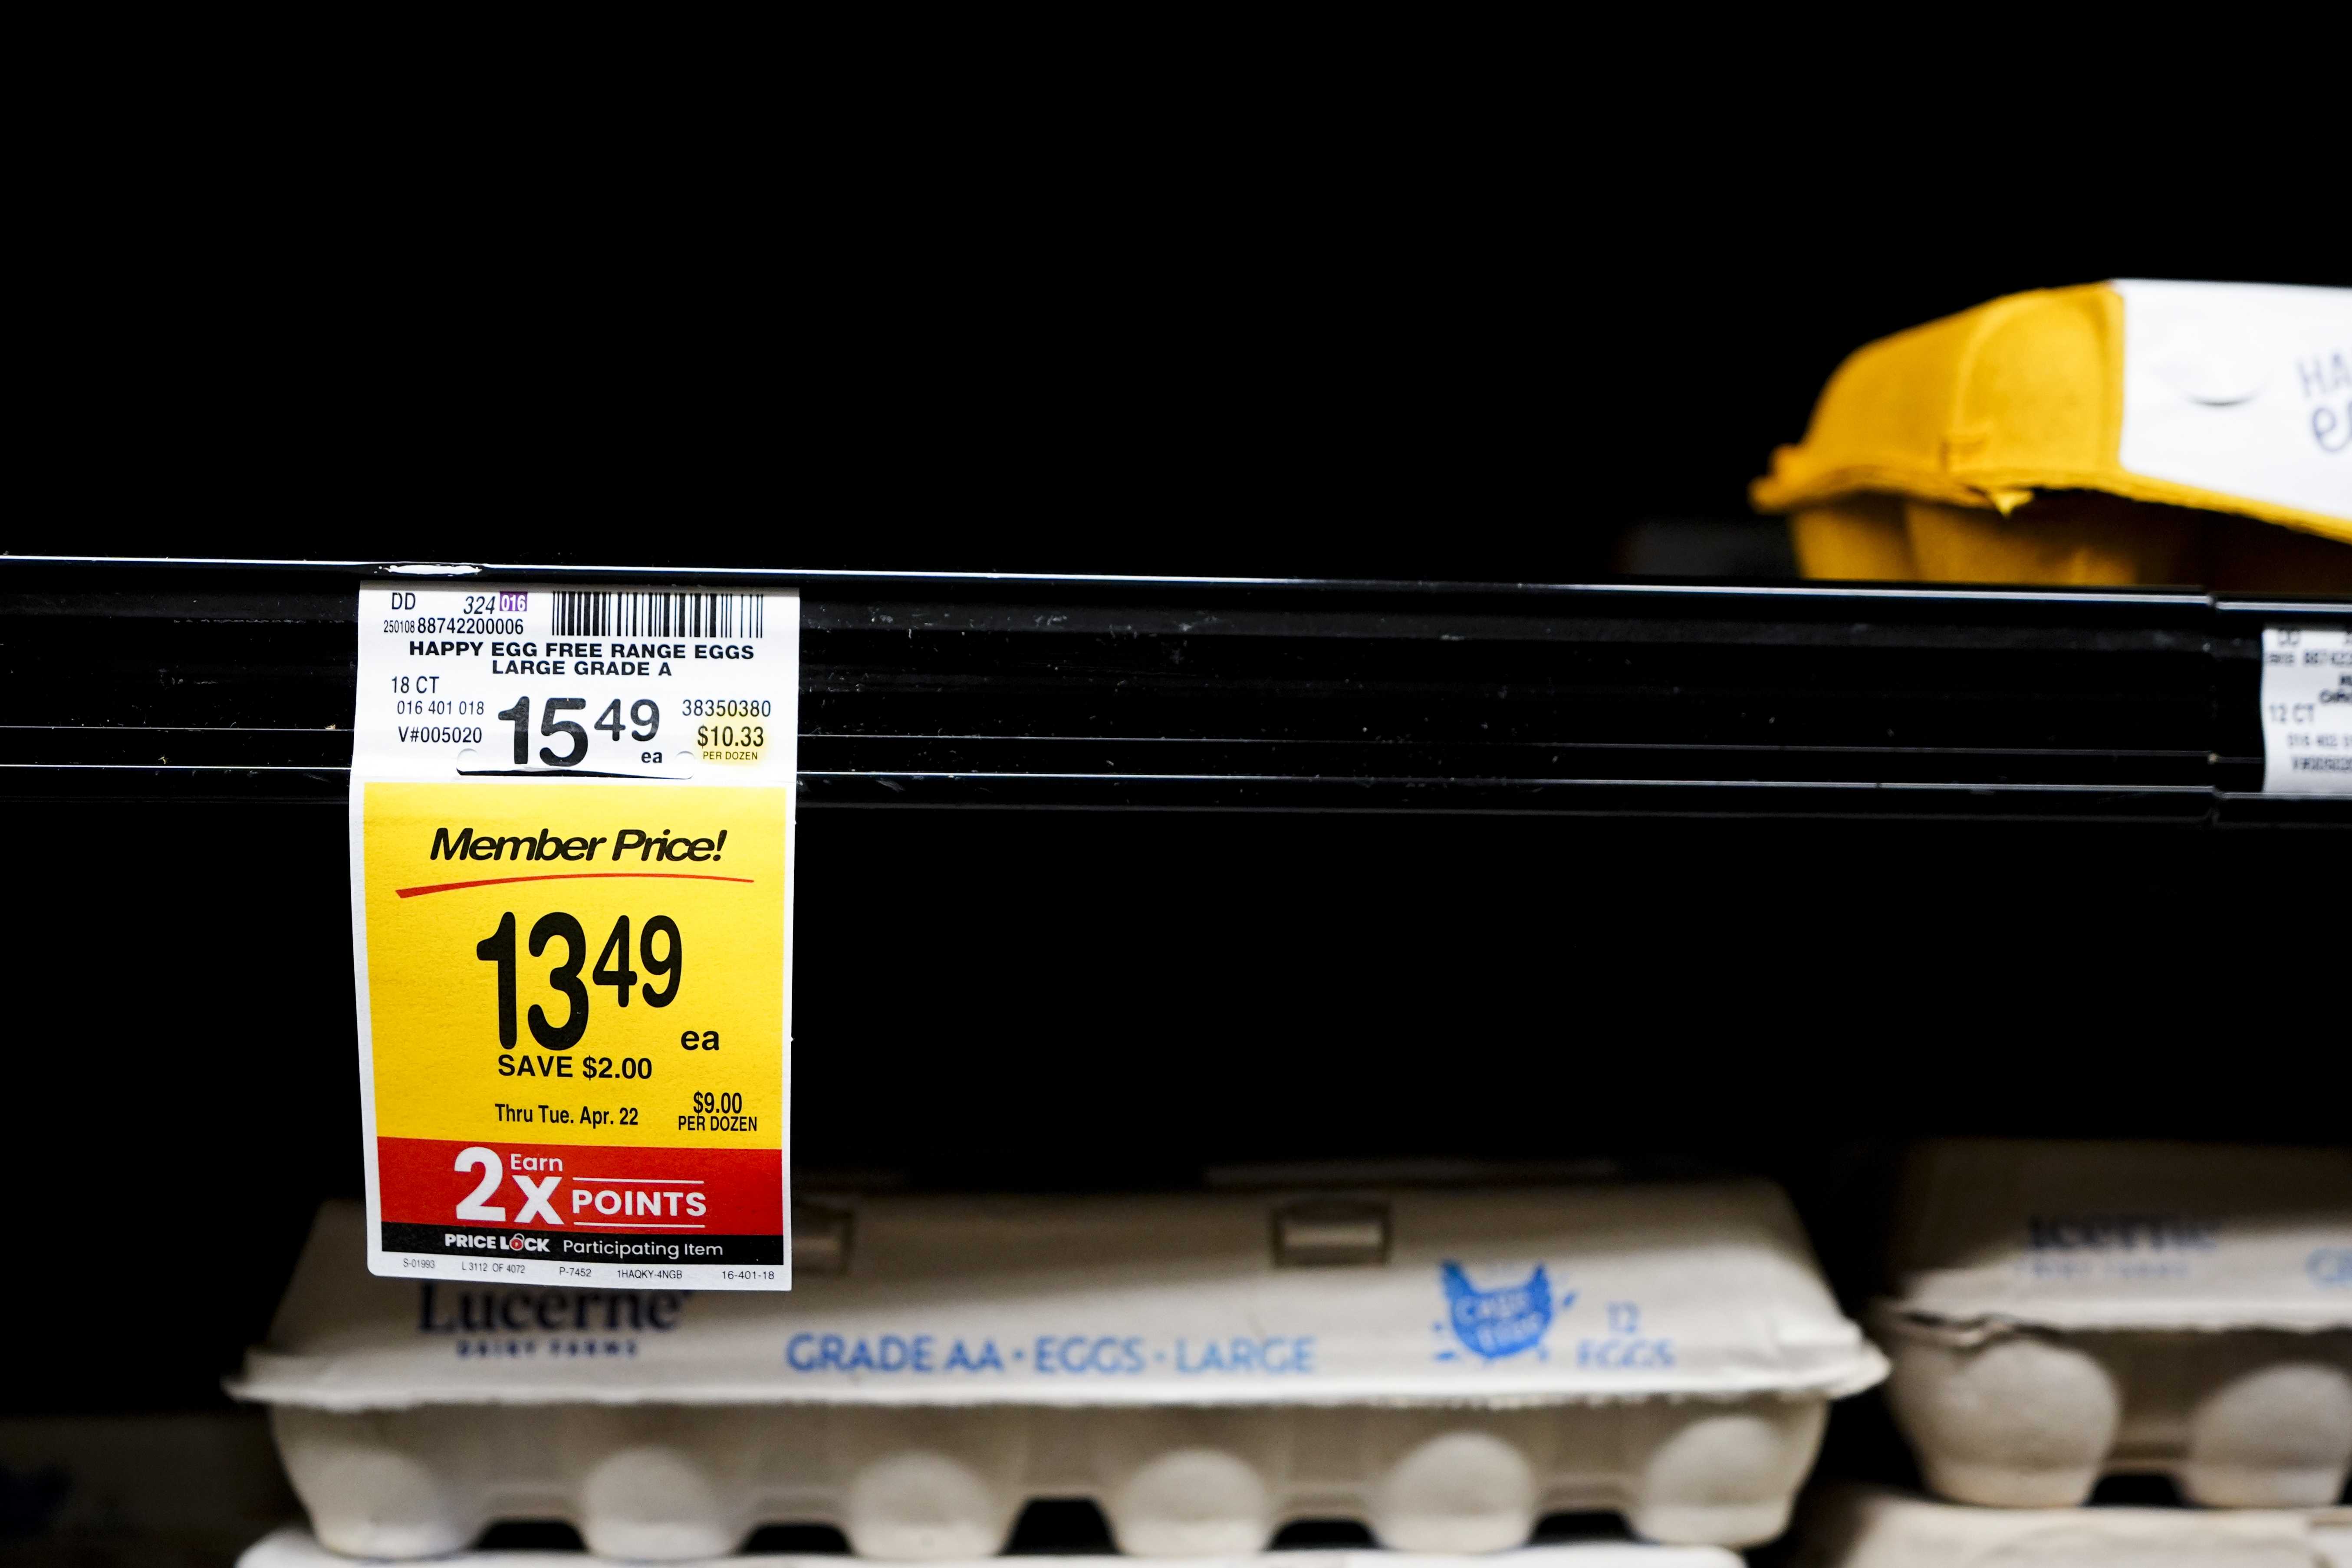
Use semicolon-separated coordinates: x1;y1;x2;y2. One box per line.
1439;1261;1567;1360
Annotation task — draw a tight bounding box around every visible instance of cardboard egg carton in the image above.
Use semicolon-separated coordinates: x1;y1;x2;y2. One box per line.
1873;1141;2352;1509
239;1522;1748;1568
232;1187;1882;1558
1786;1485;2352;1568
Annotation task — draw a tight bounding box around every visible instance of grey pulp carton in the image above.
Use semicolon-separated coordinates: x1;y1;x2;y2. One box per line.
1873;1141;2352;1509
1786;1485;2352;1568
231;1186;1883;1558
238;1524;1747;1568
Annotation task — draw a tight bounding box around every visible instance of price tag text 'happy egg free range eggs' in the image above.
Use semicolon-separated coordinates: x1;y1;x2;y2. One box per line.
350;584;799;1289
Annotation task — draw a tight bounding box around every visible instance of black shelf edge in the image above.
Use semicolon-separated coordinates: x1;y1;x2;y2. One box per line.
4;557;2346;821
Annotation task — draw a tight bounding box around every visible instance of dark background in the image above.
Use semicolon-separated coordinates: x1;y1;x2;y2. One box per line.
15;91;2345;579
6;72;2346;1547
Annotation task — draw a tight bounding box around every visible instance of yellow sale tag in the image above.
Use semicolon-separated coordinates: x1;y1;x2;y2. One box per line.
351;585;798;1289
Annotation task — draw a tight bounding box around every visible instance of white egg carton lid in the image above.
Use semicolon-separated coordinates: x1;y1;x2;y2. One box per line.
231;1187;1885;1410
1790;1486;2352;1568
1881;1141;2352;1337
237;1524;1746;1568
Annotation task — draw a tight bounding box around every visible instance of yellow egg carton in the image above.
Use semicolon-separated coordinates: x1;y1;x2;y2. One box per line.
1752;282;2352;588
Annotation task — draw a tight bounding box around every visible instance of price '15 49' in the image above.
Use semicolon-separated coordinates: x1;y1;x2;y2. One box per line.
477;912;681;1048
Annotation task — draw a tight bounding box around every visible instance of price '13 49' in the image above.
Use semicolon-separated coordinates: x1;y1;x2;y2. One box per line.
477;912;681;1048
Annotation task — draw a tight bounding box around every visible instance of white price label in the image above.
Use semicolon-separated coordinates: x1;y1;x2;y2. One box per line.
354;585;798;786
2115;281;2352;524
2260;625;2352;796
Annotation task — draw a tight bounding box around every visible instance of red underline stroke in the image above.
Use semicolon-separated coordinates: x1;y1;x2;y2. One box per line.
396;871;756;898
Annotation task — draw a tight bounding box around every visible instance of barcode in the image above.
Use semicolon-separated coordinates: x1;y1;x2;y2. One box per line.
549;592;765;639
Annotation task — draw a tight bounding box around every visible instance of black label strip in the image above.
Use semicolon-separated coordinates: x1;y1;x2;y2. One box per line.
382;1222;783;1266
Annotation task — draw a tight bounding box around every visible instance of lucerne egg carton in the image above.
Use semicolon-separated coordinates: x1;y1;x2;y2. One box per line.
231;1185;1885;1558
1872;1140;2352;1509
1786;1485;2352;1568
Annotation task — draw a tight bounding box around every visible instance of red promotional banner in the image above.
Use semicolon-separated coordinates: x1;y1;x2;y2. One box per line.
376;1136;783;1271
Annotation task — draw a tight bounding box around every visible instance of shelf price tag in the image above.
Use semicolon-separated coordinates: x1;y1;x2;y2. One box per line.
2261;625;2352;796
349;584;799;1289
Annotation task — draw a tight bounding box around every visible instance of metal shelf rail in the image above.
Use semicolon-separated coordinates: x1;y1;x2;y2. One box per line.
3;556;2346;823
